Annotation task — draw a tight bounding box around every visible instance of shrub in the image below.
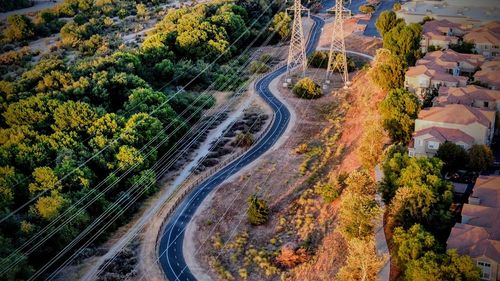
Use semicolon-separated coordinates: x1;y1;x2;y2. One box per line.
293;78;321;99
249;60;270;74
359;4;375;14
247;194;269;225
235;132;255;147
276;244;308;268
314;180;339;203
393;2;402;11
259;53;272;64
308;51;329;68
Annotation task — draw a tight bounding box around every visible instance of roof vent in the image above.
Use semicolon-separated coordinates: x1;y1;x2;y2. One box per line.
468;196;481;205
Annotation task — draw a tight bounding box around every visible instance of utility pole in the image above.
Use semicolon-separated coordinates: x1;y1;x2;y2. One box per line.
326;0;350;88
286;0;308;77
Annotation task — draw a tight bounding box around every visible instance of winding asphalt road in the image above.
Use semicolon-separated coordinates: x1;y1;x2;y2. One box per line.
158;15;324;281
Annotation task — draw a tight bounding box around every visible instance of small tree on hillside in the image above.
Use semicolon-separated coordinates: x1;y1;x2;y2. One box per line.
337;238;384;281
468;144;494;172
293;78;322;99
247;194;269;225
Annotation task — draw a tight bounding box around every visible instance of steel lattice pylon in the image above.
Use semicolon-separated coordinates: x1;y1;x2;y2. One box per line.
326;0;350;88
286;0;307;76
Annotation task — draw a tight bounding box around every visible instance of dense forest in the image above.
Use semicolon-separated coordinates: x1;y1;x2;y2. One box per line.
0;0;283;278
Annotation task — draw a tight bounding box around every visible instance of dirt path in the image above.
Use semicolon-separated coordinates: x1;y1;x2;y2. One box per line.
0;1;61;21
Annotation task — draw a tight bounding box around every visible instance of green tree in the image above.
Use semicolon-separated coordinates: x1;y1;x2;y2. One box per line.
0;235;34;280
0;166;21;211
359;4;375;14
404;250;481;281
369;49;406;91
383;22;422;65
116;145;144;171
379;88;420;143
33;192;65;220
28;166;61;195
393;224;437;266
393;3;402;11
52;101;97;133
211;11;247;42
375;11;403;37
389;157;453;235
293;78;322;99
247;194;269;225
3;15;35;42
120;113;166;149
436;142;469;173
339;190;380;240
468;144;494;172
270;11;291;40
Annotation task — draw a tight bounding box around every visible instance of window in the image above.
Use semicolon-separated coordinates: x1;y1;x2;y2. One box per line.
416;139;423;146
484;101;489;107
477;261;491;280
427;141;440;150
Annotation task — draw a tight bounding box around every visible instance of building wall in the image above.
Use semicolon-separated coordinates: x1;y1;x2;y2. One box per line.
415;119;491;144
411;135;472;156
474;256;499;281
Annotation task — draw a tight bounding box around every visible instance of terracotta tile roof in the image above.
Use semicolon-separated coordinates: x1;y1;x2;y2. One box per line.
418;104;496;127
464;30;500;45
473;176;500;209
462;204;500;230
405;64;468;83
481;59;500;71
448;223;500;262
475;69;500;88
435;85;500;104
417;49;485;69
448;176;500;263
413;126;475;145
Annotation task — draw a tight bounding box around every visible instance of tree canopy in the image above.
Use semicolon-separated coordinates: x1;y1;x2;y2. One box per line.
379;88;420;143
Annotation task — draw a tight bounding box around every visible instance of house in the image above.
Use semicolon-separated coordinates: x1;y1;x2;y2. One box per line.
408;126;475;157
417;50;485;76
405;64;468;99
405;50;485;98
463;22;500;58
447;175;500;281
433;85;500;111
420;19;467;53
408;104;496;157
474;60;500;90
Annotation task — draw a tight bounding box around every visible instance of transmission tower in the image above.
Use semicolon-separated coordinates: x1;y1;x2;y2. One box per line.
286;0;308;76
326;0;350;88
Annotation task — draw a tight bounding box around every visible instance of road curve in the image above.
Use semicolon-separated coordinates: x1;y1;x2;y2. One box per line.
158;15;324;281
